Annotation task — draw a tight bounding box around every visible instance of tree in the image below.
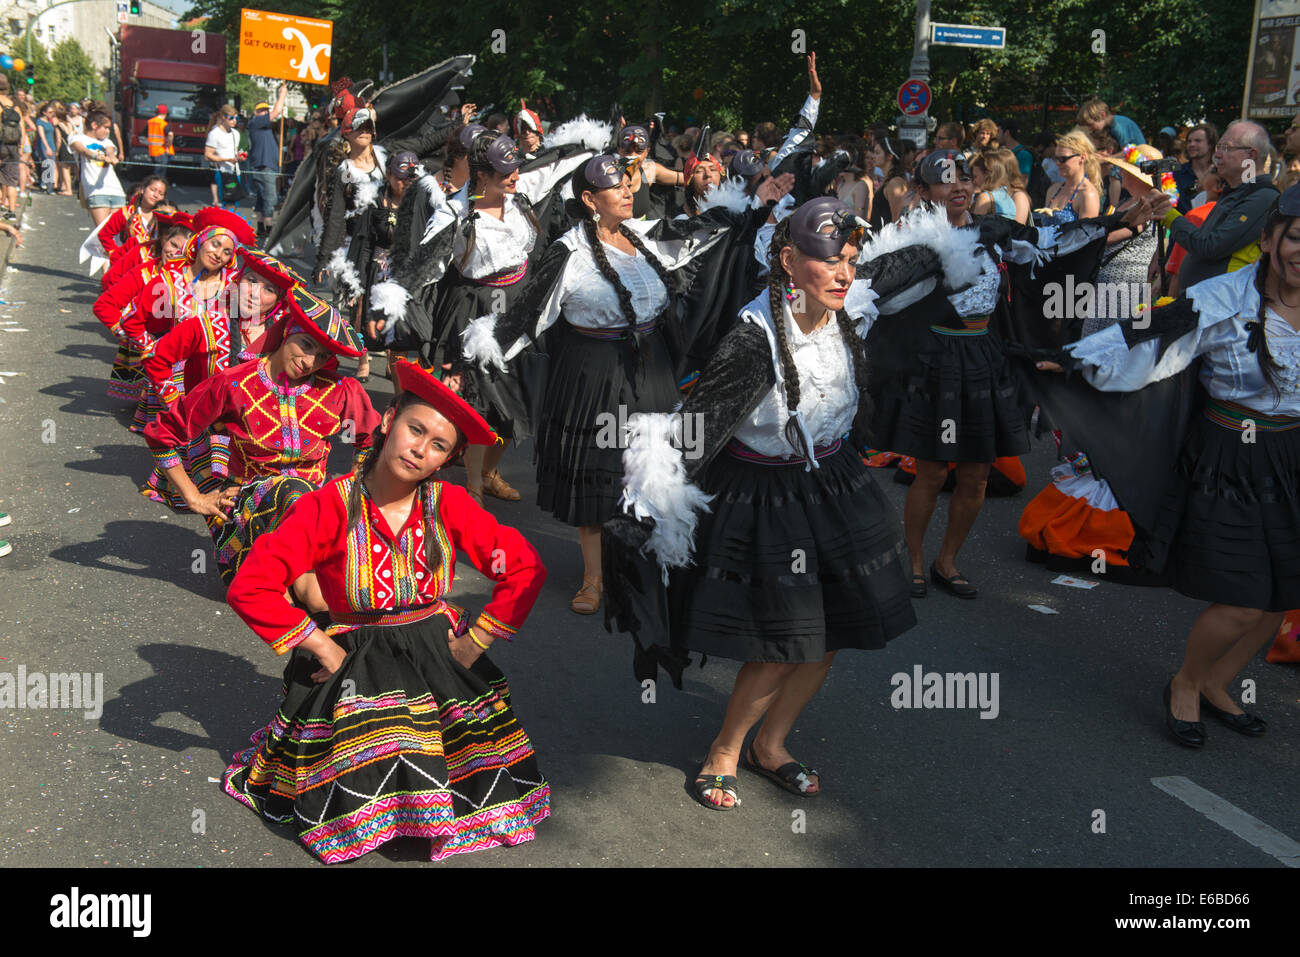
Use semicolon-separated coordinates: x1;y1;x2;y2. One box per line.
9;35;101;105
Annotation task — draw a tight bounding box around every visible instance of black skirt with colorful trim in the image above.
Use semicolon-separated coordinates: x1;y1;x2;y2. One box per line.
222;608;549;864
872;322;1030;463
670;440;917;663
210;475;316;585
535;317;680;528
1131;398;1300;611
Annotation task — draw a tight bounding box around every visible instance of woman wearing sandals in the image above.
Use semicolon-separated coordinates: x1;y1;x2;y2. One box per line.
607;198;927;809
462;155;789;616
1039;186;1300;747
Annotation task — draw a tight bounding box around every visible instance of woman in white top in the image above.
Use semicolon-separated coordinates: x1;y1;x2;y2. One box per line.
606;198;920;810
462;154;787;614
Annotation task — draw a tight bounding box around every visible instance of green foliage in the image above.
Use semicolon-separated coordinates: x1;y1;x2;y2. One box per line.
14;36;105;104
179;0;1259;138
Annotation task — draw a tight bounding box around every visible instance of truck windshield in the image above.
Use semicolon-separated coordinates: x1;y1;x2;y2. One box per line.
134;80;223;125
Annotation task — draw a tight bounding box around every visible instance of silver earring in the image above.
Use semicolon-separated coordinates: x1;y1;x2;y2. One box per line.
592;211;601;223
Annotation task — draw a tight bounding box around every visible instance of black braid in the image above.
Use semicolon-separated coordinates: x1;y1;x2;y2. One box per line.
766;218;812;461
1254;249;1284;403
583;217;639;328
459;174;479;271
619;222;672;293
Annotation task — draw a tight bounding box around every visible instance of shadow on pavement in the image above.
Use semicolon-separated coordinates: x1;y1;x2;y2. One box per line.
99;643;282;756
40;374;120;418
64;443;155;486
49;518;224;601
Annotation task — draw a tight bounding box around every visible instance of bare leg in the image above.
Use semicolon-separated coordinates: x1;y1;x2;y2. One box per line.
934;461;991;578
1169;603;1272;721
751;652;837;793
463;445;485;496
578;525;602;583
89;205;110;226
698;661;800;806
904;459;949;577
1201;610;1284;713
483;442;507;475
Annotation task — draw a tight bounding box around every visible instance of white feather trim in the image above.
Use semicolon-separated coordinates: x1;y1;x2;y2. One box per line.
545;114;613;152
328;246;363;301
862;204;983;291
843;278;880;336
347;178;380;218
369;279;410;320
620;412;714;583
696;176;752;215
462;314;508;372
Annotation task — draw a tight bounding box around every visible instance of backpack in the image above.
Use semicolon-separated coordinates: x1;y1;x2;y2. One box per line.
0;105;21;146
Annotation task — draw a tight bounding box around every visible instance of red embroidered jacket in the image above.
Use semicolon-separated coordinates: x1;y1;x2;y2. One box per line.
226;475;547;655
94;260;239;353
144;356;379;488
101;243;152;294
140;304;282;404
98;203;154;260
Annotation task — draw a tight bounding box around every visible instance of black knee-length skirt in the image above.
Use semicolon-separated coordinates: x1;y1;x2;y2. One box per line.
671;440;917;662
873;327;1030;463
1132;403;1300;611
535;319;680;527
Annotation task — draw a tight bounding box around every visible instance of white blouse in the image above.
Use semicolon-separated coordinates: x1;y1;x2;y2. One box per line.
559;239;669;329
733;311;857;458
449;196;538;280
1068;262;1300;416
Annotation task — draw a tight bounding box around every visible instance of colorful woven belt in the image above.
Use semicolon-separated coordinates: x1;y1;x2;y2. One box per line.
1204;397;1300;432
568;318;658;340
474;261;528;287
930;315;991;336
726;436;843;465
329;600;463;631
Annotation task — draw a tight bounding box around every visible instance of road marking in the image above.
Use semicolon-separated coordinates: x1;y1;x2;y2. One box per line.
1153;776;1300;867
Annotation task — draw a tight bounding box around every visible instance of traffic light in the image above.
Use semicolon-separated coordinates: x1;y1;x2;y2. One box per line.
23;66;33;87
128;0;141;14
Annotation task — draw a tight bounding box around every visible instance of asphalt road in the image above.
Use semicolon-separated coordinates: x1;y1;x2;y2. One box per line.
1;190;1298;869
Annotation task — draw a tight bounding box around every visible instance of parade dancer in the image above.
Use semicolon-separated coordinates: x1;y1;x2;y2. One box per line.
223;358;549;863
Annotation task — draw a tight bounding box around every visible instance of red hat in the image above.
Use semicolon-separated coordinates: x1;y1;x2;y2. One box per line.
329;77;357;121
342;106;375;133
191;206;256;247
155;209;194;231
263;287;365;359
683;152;724;182
514;99;542;138
391;358;501;446
156;104;168;114
238;249;301;294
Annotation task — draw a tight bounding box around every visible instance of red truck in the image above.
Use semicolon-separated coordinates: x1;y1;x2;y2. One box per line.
113;24;226;174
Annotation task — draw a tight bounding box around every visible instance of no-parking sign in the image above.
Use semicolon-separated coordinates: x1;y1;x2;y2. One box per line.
897;78;932;116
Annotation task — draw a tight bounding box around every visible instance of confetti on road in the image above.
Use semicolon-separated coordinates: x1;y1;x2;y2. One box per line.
1050;575;1099;589
1027;604;1058;615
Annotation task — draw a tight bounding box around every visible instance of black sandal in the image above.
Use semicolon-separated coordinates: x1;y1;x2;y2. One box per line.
911;575;927;598
931;562;977;599
692;771;740;810
743;745;820;796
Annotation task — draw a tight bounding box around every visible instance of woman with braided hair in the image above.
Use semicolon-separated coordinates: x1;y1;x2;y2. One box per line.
462;154;791;614
604;197;926;810
1037;186;1300;748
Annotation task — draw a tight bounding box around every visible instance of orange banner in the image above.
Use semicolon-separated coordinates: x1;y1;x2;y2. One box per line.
238;8;333;86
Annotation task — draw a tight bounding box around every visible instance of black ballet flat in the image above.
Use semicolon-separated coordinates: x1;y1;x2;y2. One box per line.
930;563;977;599
1200;696;1266;737
1163;680;1206;749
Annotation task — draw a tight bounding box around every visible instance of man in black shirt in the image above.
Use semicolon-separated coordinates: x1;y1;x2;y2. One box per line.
247;82;287;243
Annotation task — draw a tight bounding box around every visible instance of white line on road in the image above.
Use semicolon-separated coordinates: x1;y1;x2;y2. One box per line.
1153;776;1300;867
